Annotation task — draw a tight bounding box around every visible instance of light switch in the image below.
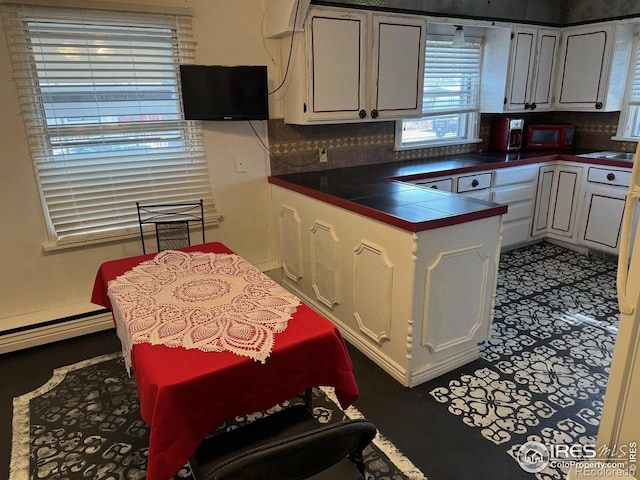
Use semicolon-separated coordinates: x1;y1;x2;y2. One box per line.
234;158;247;173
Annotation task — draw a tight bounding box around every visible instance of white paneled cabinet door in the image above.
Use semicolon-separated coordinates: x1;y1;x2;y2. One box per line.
555;24;613;110
531;165;556;237
579;186;626;253
306;10;368;121
285;7;426;124
505;27;559;112
370;14;426;119
548;165;583;239
506;27;536;111
530;29;559;109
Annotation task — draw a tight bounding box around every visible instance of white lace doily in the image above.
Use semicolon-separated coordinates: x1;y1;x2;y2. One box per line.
107;250;301;371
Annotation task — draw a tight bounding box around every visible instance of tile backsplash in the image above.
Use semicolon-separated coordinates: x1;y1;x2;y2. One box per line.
267;111;636;175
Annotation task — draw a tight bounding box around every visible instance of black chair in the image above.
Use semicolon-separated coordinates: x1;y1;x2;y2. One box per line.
191;404;377;480
136;200;205;254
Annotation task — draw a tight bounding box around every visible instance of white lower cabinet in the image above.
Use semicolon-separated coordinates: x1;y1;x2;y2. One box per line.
532;165;556;236
579;186;626;252
270;184;502;387
410;165;539;249
577;166;632;254
549;165;583;238
530;163;632;255
411;160;631;255
491;164;538;248
532;163;583;241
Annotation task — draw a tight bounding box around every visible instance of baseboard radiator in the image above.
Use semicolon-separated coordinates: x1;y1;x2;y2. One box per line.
0;310;114;354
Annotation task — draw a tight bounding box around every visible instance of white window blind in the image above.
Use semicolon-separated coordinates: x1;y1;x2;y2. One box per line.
619;36;640;138
397;35;482;149
628;43;640;105
2;3;213;246
422;37;482;114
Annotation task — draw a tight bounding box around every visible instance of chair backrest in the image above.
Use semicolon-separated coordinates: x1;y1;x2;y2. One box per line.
136;200;205;254
199;418;377;480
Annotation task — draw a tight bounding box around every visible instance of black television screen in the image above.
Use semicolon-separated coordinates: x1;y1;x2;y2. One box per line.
179;65;269;121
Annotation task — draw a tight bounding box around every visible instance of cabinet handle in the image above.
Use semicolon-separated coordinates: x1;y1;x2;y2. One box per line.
524;102;531;110
430;185;438;189
530;103;537;110
595;102;603;109
471;179;479;188
358;109;367;119
607;172;616;181
370;109;379;119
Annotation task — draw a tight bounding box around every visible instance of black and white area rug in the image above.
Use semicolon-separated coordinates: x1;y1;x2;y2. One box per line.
429;242;619;479
10;352;426;480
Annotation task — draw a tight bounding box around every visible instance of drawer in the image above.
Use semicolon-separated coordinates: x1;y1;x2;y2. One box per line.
457;173;492;192
492;184;536;204
501;219;532;248
587;167;631;187
503;201;534;222
458;189;491;201
411;178;454;192
493;165;539;187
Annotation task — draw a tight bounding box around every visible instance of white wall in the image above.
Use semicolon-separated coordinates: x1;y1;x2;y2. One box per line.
0;0;284;330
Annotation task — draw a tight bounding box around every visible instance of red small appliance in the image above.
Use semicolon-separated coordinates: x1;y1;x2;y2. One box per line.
490;117;524;152
525;124;576;149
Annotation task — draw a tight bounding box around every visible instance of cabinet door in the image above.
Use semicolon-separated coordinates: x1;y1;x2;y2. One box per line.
579;186;626;253
555;24;613;110
505;27;536;111
531;165;556;236
505;27;559;112
370;14;426;119
548;165;583;239
306;10;368;121
529;28;559;110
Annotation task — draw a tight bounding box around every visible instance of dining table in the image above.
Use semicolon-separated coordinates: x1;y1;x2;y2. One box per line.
91;242;359;480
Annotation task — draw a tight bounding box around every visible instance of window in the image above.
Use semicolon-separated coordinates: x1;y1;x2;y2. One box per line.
617;30;640;139
396;35;482;149
2;3;213;248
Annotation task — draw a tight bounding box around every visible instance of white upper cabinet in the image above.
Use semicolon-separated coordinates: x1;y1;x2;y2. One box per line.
370;15;426;118
505;26;560;112
303;9;367;122
480;25;559;113
282;7;426;124
554;22;634;111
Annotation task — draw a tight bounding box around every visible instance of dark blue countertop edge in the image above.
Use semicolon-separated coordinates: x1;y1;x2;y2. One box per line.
268;150;633;233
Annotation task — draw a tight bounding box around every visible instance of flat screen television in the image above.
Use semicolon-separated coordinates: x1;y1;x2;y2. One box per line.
179;65;269;121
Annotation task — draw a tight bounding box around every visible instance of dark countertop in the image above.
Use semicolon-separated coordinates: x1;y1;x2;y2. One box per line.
268;150;633;232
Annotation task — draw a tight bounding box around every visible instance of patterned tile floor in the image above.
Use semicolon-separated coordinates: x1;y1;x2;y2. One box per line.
0;241;621;480
429;242;620;479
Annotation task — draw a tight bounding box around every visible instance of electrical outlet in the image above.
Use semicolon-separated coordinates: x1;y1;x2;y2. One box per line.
318;146;328;163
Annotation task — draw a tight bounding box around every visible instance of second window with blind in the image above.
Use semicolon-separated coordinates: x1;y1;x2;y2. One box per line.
396;32;483;150
617;24;640;140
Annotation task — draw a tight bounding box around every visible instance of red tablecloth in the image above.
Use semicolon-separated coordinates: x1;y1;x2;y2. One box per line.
91;242;359;480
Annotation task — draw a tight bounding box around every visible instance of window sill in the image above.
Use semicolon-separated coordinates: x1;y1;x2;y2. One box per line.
394;138;482;151
42;213;223;253
611;135;639;142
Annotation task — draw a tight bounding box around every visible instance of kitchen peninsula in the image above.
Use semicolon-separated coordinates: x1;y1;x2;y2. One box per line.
268;150;633;387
